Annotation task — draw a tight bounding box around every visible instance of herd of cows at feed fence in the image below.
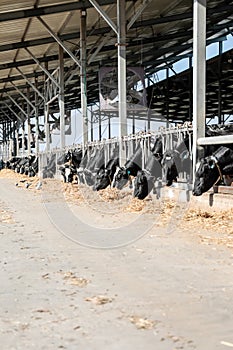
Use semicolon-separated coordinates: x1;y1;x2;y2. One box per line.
0;124;233;199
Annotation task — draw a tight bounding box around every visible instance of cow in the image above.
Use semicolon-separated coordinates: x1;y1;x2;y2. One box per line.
161;136;191;186
42;153;56;178
133;135;163;199
112;143;142;190
193;146;233;196
83;146;105;186
76;149;89;184
58;148;82;183
93;145;119;191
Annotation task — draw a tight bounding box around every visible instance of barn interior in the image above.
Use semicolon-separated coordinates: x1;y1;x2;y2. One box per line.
0;0;232;162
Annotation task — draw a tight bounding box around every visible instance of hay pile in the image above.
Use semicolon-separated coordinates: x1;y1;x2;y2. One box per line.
0;207;14;224
62;183;84;203
182;208;233;235
98;187;131;202
0;169;40;190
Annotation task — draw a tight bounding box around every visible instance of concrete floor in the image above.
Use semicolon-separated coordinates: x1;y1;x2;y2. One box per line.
1;177;233;350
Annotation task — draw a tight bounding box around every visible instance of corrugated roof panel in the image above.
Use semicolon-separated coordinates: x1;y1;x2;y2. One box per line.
0;20;27;45
0;0;34;12
0;51;17;65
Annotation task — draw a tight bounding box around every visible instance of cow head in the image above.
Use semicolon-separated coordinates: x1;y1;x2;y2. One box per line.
133;170;155;200
161;151;180;186
112;166;130;189
93;168;111;191
192;157;220;196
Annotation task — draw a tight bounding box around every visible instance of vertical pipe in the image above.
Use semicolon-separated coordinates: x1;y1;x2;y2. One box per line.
166;67;169;127
21;119;25;156
99;115;102;141
80;9;88;146
193;0;206;174
218;41;222;124
59;45;65;149
108;115;111;139
189;56;193;121
16;121;20;156
45;104;50;152
117;0;127;166
132;114;135;134
90;108;94;142
35;77;40;154
27;86;31;155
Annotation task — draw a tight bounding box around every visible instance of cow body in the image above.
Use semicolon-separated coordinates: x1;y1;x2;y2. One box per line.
193;146;233;196
112;144;142;190
134;136;163;199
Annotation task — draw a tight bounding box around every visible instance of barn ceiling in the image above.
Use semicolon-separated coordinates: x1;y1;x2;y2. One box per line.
0;0;233;125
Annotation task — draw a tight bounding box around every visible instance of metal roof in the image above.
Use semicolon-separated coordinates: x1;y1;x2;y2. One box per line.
0;0;233;124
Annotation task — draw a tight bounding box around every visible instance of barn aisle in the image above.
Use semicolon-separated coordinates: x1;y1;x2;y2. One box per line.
1;177;233;350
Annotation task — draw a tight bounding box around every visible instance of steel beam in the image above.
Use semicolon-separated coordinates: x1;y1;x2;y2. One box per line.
127;0;153;30
38;17;81;68
27;87;31;155
59;46;65;149
197;135;233;145
16;67;45;100
10;81;36;112
193;0;206;172
25;47;60;89
117;0;127;166
80;10;88;146
44;104;50;152
5;93;28;119
3;102;23;122
89;0;117;34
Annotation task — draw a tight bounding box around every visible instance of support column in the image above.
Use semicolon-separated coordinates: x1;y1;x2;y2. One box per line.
59;46;65;149
193;0;206;171
108;115;111;139
80;9;88;146
27;86;31;155
35;77;40;154
117;0;127;166
218;41;222;124
22;120;26;155
16;121;20;156
45;105;50;152
99;115;102;141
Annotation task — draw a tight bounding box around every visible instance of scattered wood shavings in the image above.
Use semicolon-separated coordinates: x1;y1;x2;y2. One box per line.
129;316;155;330
85;295;113;305
62;271;89;287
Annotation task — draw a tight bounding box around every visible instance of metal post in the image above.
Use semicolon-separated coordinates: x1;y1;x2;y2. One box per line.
90;113;94;142
45;104;50;152
117;0;127;166
59;45;65;149
108;115;111;139
193;0;206;173
166;67;169;127
218;41;222;124
16;121;20;156
189;56;193;121
99;115;102;141
27;86;31;155
80;9;88;146
22;120;25;155
132;114;135;134
35;77;40;154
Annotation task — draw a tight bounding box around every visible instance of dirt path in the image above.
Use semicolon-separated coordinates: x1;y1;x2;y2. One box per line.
1;176;233;350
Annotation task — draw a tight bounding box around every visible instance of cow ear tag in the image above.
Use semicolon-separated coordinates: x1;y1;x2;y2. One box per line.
208;160;215;169
127;170;130;175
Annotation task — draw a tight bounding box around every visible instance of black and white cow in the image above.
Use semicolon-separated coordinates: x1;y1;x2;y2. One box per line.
161;136;191;186
93;145;119;191
42;153;56;178
58;149;82;183
134;136;163;199
112;143;142;190
83;146;105;186
193;146;233;196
